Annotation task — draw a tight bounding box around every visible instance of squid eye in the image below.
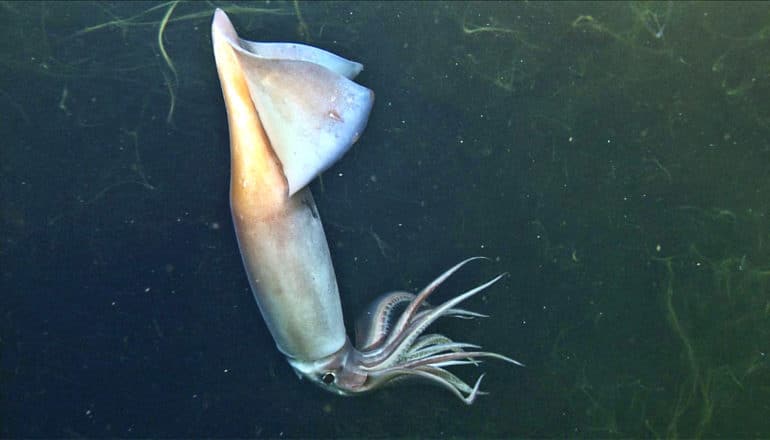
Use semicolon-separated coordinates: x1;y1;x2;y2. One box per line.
321;372;335;385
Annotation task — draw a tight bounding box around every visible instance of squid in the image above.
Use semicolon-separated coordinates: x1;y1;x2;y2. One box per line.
211;9;522;404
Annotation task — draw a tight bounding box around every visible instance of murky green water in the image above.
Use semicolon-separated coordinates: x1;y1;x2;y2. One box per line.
2;1;768;437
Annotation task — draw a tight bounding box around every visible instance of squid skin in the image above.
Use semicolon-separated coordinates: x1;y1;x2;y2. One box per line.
211;9;521;403
211;9;364;363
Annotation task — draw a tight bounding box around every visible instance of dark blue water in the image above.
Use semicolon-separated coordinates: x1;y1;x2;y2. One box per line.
2;1;769;437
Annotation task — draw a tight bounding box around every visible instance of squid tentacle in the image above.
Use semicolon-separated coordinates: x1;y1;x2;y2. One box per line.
362;273;506;369
356;291;416;351
414;365;481;395
346;258;522;402
372;366;487;404
383;257;488;350
395;350;524;371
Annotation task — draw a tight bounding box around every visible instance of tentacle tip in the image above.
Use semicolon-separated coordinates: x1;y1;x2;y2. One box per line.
463;373;487;405
496;353;526;367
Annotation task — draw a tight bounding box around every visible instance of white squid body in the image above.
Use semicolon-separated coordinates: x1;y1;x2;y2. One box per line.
211;9;370;361
212;9;521;404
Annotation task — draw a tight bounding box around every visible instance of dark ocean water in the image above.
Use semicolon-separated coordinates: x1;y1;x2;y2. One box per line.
2;1;769;437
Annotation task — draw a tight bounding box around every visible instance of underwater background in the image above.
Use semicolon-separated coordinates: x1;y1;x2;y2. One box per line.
2;1;769;437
